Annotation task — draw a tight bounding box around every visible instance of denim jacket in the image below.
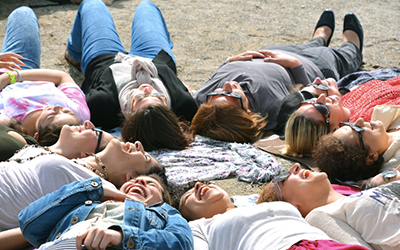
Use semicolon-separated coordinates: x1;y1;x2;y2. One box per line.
19;177;193;250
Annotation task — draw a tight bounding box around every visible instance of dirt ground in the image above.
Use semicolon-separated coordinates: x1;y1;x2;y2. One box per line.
0;0;399;196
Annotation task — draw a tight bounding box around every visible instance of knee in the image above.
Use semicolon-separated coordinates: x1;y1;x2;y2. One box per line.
138;0;157;8
10;6;36;19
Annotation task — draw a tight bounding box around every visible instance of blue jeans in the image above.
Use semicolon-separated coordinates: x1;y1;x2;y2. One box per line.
67;0;175;74
1;6;41;69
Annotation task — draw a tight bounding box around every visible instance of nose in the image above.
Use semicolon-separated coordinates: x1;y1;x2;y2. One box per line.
194;182;203;192
134;178;147;186
312;77;322;85
353;118;365;127
288;163;301;174
53;105;63;113
315;93;326;104
134;141;145;153
83;120;95;130
222;82;233;93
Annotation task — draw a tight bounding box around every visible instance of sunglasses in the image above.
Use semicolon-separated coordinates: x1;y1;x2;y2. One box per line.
312;83;329;95
299;100;330;129
206;91;244;109
131;93;167;107
271;172;291;201
339;122;365;150
381;169;397;183
92;128;103;153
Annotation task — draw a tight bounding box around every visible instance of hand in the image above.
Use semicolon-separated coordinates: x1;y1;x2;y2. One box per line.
76;227;122;250
228;51;266;62
259;50;302;69
0;53;24;70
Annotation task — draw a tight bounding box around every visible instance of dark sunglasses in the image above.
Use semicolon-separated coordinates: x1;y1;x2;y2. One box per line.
271;172;291;201
312;83;329;95
132;93;167;105
206;91;244;109
299;100;330;129
381;169;397;183
92;128;103;153
339;122;365;150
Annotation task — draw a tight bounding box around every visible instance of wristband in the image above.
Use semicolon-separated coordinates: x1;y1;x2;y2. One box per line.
5;71;16;84
15;69;21;82
225;57;230;63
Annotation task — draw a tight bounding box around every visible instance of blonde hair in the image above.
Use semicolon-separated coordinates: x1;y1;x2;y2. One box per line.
190;103;268;143
282;112;329;157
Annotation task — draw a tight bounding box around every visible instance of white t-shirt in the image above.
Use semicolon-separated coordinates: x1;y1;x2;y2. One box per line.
0;147;115;231
308;181;400;250
189;201;331;250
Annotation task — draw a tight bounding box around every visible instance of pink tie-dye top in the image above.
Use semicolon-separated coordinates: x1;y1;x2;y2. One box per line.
0;78;90;123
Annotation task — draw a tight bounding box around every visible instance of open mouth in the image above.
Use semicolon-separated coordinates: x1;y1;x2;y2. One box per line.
198;185;210;200
303;170;311;179
128;185;146;197
125;142;133;153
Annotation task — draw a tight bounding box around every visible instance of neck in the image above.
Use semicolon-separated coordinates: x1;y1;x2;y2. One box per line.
301;187;344;217
22;110;42;136
48;144;77;159
385;132;398;153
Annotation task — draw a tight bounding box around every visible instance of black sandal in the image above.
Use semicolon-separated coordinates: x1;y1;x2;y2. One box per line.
313;10;335;46
343;13;364;52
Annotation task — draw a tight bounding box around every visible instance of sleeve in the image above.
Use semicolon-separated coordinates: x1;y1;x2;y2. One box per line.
18;177;104;247
58;82;91;122
289;64;309;86
117;203;193;250
190;220;209;250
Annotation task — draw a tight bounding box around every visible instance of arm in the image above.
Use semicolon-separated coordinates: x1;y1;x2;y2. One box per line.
0;228;31;250
0;52;24;71
0;69;75;91
227;50;266;62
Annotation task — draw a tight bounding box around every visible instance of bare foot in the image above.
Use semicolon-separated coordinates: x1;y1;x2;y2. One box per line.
313;26;332;45
343;30;360;50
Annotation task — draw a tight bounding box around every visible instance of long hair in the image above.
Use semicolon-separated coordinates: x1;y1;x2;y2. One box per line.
282;111;329;157
37;122;80;146
121;103;193;151
190;103;267;143
313;134;383;183
256;182;279;203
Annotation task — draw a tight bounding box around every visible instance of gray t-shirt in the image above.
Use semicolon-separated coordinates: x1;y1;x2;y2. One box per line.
194;52;324;130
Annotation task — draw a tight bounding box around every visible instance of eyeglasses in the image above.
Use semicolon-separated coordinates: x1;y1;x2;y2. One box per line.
299;100;330;129
339;122;365;150
271;172;291;201
381;169;397;183
92;128;103;153
312;83;329;96
206;91;244;109
131;93;167;107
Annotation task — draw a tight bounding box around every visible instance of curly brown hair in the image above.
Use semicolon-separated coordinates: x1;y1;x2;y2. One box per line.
256;182;279;204
121;103;194;151
313;134;383;183
190;103;268;143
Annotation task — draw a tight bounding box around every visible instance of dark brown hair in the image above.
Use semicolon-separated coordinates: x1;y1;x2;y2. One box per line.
256;182;279;204
7;118;27;134
190;103;267;143
37;121;80;146
121;104;193;151
313;134;383;183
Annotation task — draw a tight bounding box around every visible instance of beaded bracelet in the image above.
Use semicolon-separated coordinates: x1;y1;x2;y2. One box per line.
4;71;16;84
225;57;230;64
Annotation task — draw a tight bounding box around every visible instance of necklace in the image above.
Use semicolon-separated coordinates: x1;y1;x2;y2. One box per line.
4;145;58;163
73;154;109;180
92;153;109;180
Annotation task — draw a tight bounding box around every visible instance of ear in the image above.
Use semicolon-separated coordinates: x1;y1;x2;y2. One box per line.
34;132;39;140
365;151;379;165
125;173;132;183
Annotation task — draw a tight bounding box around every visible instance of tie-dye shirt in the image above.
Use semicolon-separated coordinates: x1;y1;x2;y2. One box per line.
0;78;90;123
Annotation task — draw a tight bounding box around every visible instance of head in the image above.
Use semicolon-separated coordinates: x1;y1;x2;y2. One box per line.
50;120;115;158
97;139;161;188
206;81;251;111
257;163;332;217
313;118;386;182
179;182;235;221
121;103;193;151
360;165;400;190
191;102;267;143
119;173;171;206
130;84;168;110
282;111;329;157
301;77;341;97
36;105;80;132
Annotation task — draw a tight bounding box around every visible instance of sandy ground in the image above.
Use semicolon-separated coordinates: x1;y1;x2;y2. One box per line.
0;0;399;196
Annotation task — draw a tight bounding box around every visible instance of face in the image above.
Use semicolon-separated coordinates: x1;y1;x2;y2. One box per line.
370;165;400;187
297;93;350;131
99;139;159;188
57;120;114;154
131;84;167;110
303;77;341;97
207;81;250;110
333;118;388;155
36;105;79;130
179;182;232;221
120;176;164;206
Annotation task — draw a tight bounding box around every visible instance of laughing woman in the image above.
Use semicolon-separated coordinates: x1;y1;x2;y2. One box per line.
257;163;400;250
0;122;160;232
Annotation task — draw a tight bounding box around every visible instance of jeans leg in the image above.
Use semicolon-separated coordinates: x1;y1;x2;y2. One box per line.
1;7;41;69
67;0;125;73
129;0;175;63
